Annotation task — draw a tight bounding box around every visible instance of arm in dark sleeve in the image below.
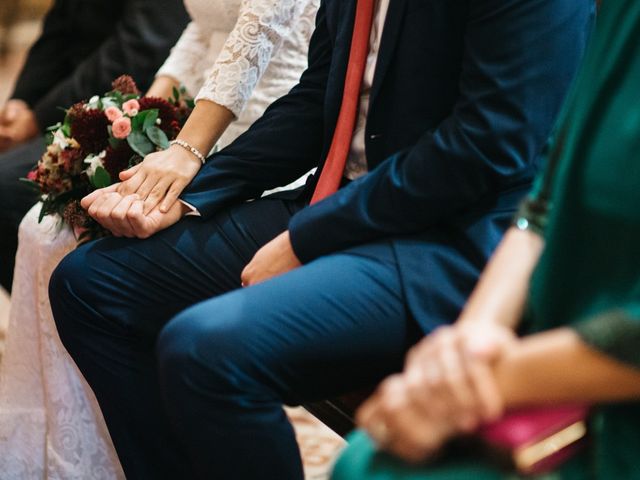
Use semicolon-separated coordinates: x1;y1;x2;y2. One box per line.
288;0;595;263
574;309;640;368
180;3;331;217
18;0;189;129
11;0;72;108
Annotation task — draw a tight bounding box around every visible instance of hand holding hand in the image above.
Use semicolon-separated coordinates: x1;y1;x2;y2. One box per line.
402;323;516;433
241;231;301;287
82;183;188;238
117;144;202;215
0;100;39;152
357;374;459;463
356;322;516;463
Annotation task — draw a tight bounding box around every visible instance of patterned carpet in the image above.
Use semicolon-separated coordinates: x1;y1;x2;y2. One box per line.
288;407;346;480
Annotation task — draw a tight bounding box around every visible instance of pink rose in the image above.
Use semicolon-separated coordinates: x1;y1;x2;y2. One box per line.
26;170;38;181
122;99;140;116
112;117;132;139
104;106;123;122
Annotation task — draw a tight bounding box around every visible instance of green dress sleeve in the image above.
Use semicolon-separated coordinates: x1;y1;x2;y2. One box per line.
574;309;640;368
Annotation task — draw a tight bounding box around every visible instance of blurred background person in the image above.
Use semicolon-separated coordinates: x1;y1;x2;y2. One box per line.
332;0;640;478
0;0;189;293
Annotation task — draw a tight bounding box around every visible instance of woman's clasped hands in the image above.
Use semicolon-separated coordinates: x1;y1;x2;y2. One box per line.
357;322;516;463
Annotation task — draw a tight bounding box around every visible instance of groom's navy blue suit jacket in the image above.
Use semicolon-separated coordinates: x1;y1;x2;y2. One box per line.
181;0;594;330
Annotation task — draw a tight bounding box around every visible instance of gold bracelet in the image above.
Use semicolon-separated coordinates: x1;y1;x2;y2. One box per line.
169;139;206;164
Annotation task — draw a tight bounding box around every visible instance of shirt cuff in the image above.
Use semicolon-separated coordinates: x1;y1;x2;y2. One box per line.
179;199;201;217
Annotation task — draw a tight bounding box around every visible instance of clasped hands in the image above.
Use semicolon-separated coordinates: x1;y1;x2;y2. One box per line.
357;322;516;463
83;144;301;285
0;100;39;152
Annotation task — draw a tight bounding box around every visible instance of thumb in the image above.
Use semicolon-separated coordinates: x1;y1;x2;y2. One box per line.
119;163;141;181
466;333;509;361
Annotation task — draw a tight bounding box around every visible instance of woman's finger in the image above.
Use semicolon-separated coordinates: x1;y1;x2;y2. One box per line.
159;180;188;213
143;177;173;215
81;183;119;210
119;163;142;182
135;175;159;202
117;169;146;196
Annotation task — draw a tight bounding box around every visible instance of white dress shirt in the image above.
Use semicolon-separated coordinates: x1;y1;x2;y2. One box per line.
344;0;391;180
184;0;390;214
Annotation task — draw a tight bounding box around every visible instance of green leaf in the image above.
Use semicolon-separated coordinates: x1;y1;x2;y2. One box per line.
131;110;148;131
108;137;122;149
142;109;159;131
127;130;155;157
90;166;112;189
172;86;180;103
146;126;169;150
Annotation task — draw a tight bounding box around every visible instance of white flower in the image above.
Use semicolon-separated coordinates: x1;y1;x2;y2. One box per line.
84;150;107;178
52;128;70;149
87;95;101;109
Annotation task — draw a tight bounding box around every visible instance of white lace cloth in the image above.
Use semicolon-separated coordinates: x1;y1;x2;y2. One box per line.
0;205;124;479
157;0;319;149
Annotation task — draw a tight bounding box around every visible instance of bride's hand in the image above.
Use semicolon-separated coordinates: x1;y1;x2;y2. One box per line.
117;144;202;214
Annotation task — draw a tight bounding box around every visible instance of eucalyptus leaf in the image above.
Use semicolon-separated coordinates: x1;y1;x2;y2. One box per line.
143;109;159;131
146;126;169;150
91;166;112;189
127;130;155;157
108;137;122;149
132;110;148;131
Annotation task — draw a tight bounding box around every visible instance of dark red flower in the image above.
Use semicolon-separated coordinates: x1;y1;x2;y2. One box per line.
69;106;110;153
139;96;180;138
111;75;140;95
102;143;136;180
59;147;84;175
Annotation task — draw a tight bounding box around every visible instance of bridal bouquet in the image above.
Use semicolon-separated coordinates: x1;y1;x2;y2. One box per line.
24;75;193;241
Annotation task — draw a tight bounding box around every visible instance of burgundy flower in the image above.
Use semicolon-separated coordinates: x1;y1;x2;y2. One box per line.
138;97;180;138
69;106;110;153
111;75;140;96
59;147;84;175
102;143;136;180
63;201;91;230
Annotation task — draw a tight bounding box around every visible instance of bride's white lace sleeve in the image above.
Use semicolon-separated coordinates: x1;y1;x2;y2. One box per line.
156;21;210;97
196;0;300;117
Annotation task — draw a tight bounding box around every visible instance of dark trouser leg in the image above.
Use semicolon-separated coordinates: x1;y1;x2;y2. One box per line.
156;241;421;480
0;138;43;291
49;196;303;479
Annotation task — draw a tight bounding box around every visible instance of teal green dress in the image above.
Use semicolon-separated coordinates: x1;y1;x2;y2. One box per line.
332;0;640;478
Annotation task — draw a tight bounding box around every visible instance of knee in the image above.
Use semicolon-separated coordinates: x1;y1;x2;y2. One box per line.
157;298;264;396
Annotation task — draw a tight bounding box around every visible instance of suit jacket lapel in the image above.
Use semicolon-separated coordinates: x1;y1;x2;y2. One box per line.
370;0;408;106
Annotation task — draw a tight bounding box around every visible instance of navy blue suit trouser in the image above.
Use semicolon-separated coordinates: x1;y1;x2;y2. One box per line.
50;196;446;480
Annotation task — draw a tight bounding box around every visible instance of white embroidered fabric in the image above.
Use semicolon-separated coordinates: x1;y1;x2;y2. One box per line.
157;0;319;149
0;206;125;479
0;4;320;476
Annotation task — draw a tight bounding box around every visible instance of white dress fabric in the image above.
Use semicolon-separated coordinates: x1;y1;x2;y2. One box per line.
0;206;124;479
157;0;319;149
0;1;319;478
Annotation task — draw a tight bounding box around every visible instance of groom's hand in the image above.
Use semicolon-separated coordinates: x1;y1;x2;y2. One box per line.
241;231;301;287
82;184;188;238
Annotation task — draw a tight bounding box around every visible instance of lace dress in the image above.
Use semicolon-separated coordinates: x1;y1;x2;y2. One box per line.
0;1;319;477
157;0;319;150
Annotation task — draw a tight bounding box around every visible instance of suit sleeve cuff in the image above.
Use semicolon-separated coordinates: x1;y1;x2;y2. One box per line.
179;199;201;217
